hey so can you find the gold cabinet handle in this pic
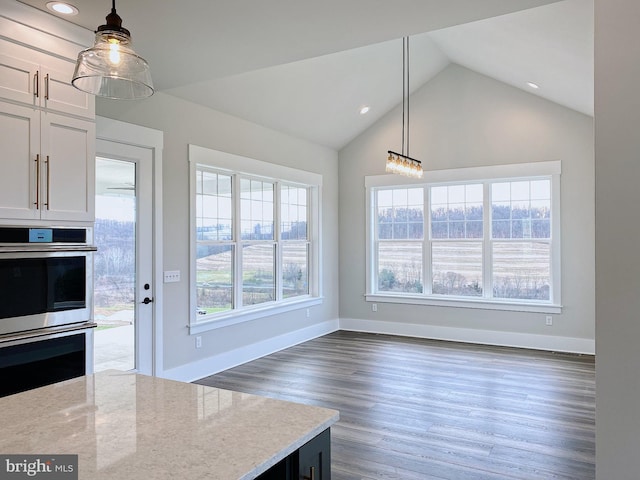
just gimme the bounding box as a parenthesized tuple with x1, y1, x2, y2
(44, 155, 50, 210)
(45, 73, 49, 100)
(34, 70, 39, 98)
(34, 154, 40, 209)
(303, 466, 315, 480)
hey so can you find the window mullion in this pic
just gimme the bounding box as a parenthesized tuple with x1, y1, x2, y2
(275, 182, 282, 302)
(424, 186, 432, 295)
(233, 174, 242, 310)
(483, 182, 492, 300)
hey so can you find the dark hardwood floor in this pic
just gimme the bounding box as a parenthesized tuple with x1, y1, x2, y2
(195, 331, 595, 480)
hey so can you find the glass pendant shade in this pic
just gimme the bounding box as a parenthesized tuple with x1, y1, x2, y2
(72, 4, 153, 100)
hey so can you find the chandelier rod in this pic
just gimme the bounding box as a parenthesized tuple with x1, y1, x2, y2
(405, 37, 410, 157)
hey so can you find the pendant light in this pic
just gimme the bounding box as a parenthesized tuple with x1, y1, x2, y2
(72, 0, 153, 100)
(386, 36, 423, 179)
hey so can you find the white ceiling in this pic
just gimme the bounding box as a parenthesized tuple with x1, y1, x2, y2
(17, 0, 593, 150)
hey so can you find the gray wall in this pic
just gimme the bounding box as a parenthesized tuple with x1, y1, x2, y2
(97, 92, 339, 375)
(338, 64, 595, 349)
(595, 0, 640, 477)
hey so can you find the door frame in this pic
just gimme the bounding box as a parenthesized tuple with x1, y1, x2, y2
(96, 116, 164, 376)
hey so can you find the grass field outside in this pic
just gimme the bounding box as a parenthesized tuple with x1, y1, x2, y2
(377, 240, 550, 300)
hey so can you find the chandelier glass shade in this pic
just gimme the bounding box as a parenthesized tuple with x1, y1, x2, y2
(386, 151, 423, 179)
(72, 0, 153, 100)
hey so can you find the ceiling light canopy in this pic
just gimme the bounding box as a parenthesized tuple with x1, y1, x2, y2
(526, 81, 540, 89)
(386, 37, 423, 179)
(359, 105, 370, 115)
(72, 0, 153, 100)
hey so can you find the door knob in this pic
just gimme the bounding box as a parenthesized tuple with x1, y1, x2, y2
(141, 297, 154, 304)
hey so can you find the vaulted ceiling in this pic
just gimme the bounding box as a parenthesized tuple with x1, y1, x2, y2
(18, 0, 593, 149)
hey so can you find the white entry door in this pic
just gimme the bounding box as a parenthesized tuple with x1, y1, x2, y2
(94, 138, 154, 375)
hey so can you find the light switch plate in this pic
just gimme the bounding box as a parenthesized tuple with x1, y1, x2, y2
(164, 270, 181, 283)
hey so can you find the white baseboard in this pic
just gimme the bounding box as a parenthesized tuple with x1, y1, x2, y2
(161, 319, 340, 382)
(339, 318, 595, 355)
(160, 317, 593, 382)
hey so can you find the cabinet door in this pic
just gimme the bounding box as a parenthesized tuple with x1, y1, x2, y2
(41, 61, 95, 119)
(40, 112, 95, 222)
(298, 429, 331, 480)
(0, 102, 40, 220)
(0, 51, 38, 106)
(0, 38, 94, 119)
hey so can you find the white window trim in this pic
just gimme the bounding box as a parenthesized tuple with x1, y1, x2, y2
(188, 145, 323, 334)
(365, 161, 562, 314)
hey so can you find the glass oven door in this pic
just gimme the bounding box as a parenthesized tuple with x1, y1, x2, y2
(0, 250, 92, 335)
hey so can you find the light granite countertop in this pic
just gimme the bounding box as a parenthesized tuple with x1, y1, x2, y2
(0, 370, 339, 479)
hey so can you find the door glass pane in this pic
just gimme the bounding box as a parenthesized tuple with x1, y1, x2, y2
(94, 157, 136, 372)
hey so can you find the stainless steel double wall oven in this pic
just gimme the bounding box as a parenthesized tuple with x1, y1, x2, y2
(0, 226, 96, 397)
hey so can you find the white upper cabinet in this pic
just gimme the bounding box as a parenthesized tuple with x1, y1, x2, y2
(0, 38, 94, 119)
(40, 112, 95, 222)
(0, 8, 96, 225)
(0, 103, 95, 223)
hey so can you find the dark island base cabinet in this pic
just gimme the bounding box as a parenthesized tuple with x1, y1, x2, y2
(256, 428, 331, 480)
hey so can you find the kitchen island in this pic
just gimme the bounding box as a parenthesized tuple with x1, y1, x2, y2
(0, 370, 339, 479)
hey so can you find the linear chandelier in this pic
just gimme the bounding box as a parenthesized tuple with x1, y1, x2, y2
(72, 0, 154, 100)
(386, 36, 423, 179)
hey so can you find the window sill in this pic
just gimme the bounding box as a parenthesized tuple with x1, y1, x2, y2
(189, 296, 324, 335)
(365, 294, 562, 314)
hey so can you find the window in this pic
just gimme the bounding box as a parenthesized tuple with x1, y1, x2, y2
(240, 178, 275, 306)
(280, 185, 310, 299)
(376, 187, 423, 293)
(189, 145, 321, 332)
(430, 184, 483, 297)
(491, 180, 552, 301)
(366, 161, 561, 313)
(195, 170, 233, 314)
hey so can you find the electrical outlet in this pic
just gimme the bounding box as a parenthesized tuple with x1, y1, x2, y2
(306, 308, 310, 318)
(372, 303, 378, 312)
(164, 270, 181, 283)
(195, 336, 202, 348)
(546, 315, 553, 326)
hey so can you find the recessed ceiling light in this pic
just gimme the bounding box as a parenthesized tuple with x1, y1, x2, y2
(359, 105, 370, 115)
(526, 81, 540, 90)
(46, 2, 79, 15)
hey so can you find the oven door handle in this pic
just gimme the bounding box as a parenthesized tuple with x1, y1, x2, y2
(0, 245, 97, 253)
